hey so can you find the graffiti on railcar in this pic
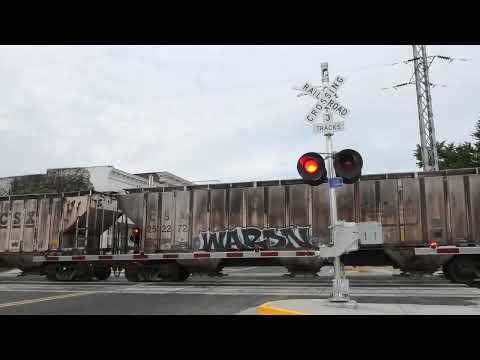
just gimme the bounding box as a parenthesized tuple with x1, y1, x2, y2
(192, 226, 316, 251)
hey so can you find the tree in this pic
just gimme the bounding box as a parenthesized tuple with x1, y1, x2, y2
(414, 120, 480, 170)
(473, 118, 480, 164)
(9, 174, 51, 195)
(45, 168, 94, 193)
(473, 118, 480, 148)
(8, 169, 94, 195)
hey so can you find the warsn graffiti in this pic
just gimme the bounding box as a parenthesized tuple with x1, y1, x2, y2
(192, 226, 316, 251)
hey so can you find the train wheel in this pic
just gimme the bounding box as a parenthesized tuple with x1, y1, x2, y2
(125, 265, 140, 282)
(45, 265, 58, 281)
(442, 262, 453, 281)
(144, 267, 161, 282)
(161, 263, 190, 282)
(56, 265, 77, 281)
(448, 257, 477, 286)
(77, 274, 93, 281)
(94, 267, 112, 281)
(177, 267, 191, 282)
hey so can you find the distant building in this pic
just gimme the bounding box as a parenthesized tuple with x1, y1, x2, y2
(134, 171, 194, 187)
(49, 166, 159, 193)
(0, 166, 193, 195)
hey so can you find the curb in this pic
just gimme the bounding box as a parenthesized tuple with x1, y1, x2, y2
(256, 302, 309, 315)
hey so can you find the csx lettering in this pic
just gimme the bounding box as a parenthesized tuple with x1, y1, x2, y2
(13, 212, 21, 225)
(25, 211, 35, 225)
(0, 213, 8, 226)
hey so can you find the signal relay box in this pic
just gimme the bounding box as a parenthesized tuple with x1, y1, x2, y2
(357, 221, 384, 245)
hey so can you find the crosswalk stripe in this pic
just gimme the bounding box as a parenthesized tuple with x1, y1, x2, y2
(0, 292, 93, 309)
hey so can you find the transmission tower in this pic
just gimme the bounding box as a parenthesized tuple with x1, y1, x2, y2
(384, 46, 468, 171)
(412, 45, 439, 171)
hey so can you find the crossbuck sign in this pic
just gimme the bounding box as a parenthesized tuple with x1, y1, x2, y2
(295, 74, 350, 134)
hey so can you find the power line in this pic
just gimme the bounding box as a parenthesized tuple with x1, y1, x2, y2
(382, 54, 469, 91)
(383, 46, 469, 171)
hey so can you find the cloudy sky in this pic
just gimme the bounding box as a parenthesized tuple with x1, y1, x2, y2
(0, 45, 478, 183)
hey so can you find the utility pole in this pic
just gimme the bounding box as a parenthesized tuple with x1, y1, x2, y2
(412, 45, 439, 171)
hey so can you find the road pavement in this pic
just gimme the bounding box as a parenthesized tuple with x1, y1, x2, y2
(0, 267, 479, 315)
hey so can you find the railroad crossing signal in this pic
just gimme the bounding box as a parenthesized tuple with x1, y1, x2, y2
(297, 152, 328, 186)
(293, 62, 359, 303)
(297, 149, 363, 186)
(333, 149, 363, 184)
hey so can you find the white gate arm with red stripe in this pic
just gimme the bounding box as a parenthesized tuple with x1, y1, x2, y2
(415, 245, 480, 256)
(33, 250, 320, 263)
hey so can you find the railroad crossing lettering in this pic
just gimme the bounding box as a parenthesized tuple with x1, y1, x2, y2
(313, 121, 345, 133)
(294, 71, 350, 136)
(301, 75, 349, 122)
(305, 98, 350, 122)
(305, 99, 349, 121)
(301, 75, 346, 100)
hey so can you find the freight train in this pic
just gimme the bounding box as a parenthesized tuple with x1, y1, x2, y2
(0, 167, 479, 285)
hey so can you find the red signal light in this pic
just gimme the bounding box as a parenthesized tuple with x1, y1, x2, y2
(297, 152, 327, 186)
(304, 159, 319, 174)
(333, 149, 363, 184)
(132, 227, 141, 234)
(299, 155, 319, 174)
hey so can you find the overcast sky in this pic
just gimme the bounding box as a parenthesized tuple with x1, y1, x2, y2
(0, 45, 478, 183)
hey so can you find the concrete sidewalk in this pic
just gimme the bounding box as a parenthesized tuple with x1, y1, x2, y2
(251, 299, 480, 315)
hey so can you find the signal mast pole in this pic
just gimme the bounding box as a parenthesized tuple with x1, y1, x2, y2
(321, 63, 350, 302)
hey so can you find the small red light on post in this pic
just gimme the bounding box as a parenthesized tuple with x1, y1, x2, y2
(430, 241, 438, 249)
(132, 227, 140, 234)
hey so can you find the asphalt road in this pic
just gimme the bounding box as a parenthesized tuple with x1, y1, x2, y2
(0, 266, 479, 315)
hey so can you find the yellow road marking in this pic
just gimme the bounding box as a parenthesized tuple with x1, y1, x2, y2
(257, 302, 309, 315)
(0, 292, 93, 309)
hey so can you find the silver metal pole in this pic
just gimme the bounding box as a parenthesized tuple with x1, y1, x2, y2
(326, 130, 347, 302)
(321, 62, 349, 303)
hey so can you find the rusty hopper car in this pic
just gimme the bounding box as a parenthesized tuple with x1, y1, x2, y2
(0, 191, 119, 279)
(2, 168, 480, 284)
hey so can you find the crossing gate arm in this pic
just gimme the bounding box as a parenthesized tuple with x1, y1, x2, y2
(415, 246, 480, 256)
(32, 250, 321, 264)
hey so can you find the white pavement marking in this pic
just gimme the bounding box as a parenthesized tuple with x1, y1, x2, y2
(0, 292, 94, 309)
(0, 269, 23, 277)
(0, 282, 478, 298)
(222, 267, 259, 273)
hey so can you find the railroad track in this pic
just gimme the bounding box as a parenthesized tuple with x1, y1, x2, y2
(0, 273, 478, 297)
